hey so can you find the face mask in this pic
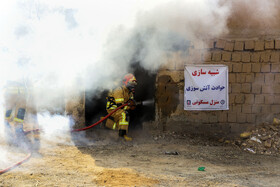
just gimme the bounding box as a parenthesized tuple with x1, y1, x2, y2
(127, 82, 137, 92)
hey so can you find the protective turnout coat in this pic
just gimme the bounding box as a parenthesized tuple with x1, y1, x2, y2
(105, 86, 134, 132)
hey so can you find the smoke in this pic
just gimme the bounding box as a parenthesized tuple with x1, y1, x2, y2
(0, 0, 230, 99)
(0, 0, 232, 167)
(37, 112, 73, 145)
(223, 0, 280, 35)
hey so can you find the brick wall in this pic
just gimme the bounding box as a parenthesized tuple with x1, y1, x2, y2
(157, 38, 280, 137)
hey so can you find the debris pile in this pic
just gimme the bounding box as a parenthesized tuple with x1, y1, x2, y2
(235, 118, 280, 155)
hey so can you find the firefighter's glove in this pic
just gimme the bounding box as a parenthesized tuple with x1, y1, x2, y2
(127, 99, 136, 110)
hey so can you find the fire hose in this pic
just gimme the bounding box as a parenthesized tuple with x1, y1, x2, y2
(0, 103, 129, 175)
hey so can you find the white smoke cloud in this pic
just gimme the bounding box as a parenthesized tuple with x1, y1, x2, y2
(0, 0, 230, 95)
(37, 112, 73, 145)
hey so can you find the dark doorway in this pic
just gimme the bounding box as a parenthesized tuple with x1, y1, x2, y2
(85, 90, 108, 127)
(129, 63, 156, 129)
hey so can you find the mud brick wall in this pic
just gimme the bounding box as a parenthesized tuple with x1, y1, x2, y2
(156, 38, 280, 137)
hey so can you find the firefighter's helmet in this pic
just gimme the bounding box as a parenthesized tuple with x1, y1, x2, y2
(123, 73, 137, 91)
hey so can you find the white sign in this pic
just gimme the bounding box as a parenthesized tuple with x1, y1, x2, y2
(184, 65, 228, 110)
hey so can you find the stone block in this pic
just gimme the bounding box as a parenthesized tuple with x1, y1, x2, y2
(237, 113, 247, 123)
(242, 64, 251, 73)
(228, 63, 233, 72)
(252, 83, 262, 93)
(252, 105, 261, 113)
(271, 105, 280, 113)
(255, 114, 266, 123)
(232, 52, 242, 62)
(235, 94, 245, 103)
(241, 83, 251, 93)
(234, 41, 244, 51)
(260, 52, 271, 63)
(275, 85, 280, 93)
(218, 112, 228, 123)
(265, 39, 274, 49)
(261, 64, 271, 72)
(264, 74, 274, 83)
(212, 51, 222, 61)
(251, 52, 261, 62)
(228, 113, 237, 122)
(262, 85, 273, 94)
(231, 83, 241, 93)
(252, 63, 261, 72)
(271, 64, 280, 73)
(229, 73, 236, 83)
(264, 95, 274, 104)
(224, 41, 234, 51)
(247, 114, 256, 123)
(232, 104, 242, 113)
(202, 51, 212, 62)
(209, 114, 218, 123)
(222, 52, 231, 61)
(275, 74, 280, 82)
(194, 113, 208, 123)
(275, 39, 280, 49)
(261, 105, 271, 113)
(274, 95, 280, 104)
(245, 94, 254, 104)
(241, 52, 251, 62)
(245, 40, 255, 50)
(245, 74, 254, 82)
(255, 73, 264, 83)
(215, 39, 226, 49)
(232, 63, 242, 72)
(242, 105, 252, 113)
(229, 94, 236, 104)
(255, 95, 264, 104)
(254, 40, 265, 51)
(205, 39, 215, 49)
(270, 52, 279, 63)
(236, 73, 246, 83)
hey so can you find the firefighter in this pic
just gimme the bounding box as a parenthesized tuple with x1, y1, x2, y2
(3, 79, 40, 151)
(105, 73, 137, 141)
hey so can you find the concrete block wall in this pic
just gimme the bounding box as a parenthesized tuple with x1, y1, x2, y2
(157, 38, 280, 136)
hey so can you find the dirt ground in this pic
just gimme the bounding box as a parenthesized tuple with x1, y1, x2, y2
(1, 127, 280, 187)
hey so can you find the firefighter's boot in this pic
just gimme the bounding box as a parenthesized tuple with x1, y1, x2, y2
(119, 130, 132, 141)
(123, 135, 132, 141)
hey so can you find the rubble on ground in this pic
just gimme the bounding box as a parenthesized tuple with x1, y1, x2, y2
(234, 118, 280, 156)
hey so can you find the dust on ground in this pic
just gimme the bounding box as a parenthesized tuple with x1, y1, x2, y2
(1, 127, 280, 187)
